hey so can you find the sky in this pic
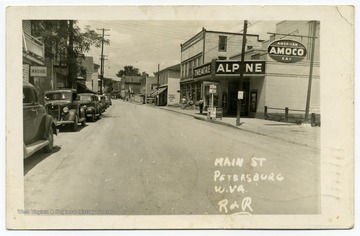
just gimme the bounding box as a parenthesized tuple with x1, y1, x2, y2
(77, 20, 278, 79)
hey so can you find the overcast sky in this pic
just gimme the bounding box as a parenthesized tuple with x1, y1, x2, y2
(77, 20, 278, 78)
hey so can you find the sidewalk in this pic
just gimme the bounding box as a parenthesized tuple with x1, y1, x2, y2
(158, 105, 320, 149)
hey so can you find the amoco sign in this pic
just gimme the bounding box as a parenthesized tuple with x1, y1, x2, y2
(267, 39, 307, 63)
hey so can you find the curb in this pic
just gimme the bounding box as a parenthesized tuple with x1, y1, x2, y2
(160, 107, 261, 133)
(159, 107, 317, 148)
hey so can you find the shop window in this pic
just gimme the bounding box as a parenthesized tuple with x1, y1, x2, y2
(218, 36, 227, 52)
(196, 84, 201, 100)
(189, 61, 193, 77)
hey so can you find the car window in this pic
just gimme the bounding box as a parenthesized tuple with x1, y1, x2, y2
(78, 95, 91, 101)
(23, 87, 33, 105)
(33, 89, 39, 104)
(45, 92, 72, 101)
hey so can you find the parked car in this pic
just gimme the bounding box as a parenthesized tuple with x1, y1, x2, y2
(77, 93, 101, 122)
(44, 89, 86, 131)
(23, 82, 57, 159)
(96, 95, 107, 112)
(104, 95, 112, 107)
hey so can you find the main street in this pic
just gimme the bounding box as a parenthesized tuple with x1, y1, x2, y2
(24, 100, 320, 215)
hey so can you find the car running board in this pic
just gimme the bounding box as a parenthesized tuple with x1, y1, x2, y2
(24, 140, 50, 159)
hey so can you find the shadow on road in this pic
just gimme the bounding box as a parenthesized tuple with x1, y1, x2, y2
(24, 146, 61, 175)
(58, 124, 88, 133)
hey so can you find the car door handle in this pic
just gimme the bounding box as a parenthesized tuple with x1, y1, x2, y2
(31, 108, 38, 115)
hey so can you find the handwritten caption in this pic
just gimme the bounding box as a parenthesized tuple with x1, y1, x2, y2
(213, 156, 285, 214)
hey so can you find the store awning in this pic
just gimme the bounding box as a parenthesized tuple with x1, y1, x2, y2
(77, 82, 96, 94)
(149, 87, 167, 97)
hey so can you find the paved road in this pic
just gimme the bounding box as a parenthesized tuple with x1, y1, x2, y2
(24, 100, 320, 215)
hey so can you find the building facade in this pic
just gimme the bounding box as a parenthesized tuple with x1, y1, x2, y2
(22, 20, 48, 104)
(182, 22, 320, 120)
(23, 20, 70, 104)
(153, 64, 181, 106)
(180, 28, 263, 115)
(230, 21, 320, 119)
(120, 76, 144, 101)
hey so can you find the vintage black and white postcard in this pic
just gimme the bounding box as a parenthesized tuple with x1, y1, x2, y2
(5, 4, 354, 230)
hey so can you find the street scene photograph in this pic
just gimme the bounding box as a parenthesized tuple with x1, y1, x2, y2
(9, 2, 360, 232)
(21, 18, 322, 217)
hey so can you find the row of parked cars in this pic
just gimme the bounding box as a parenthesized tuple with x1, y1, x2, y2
(23, 82, 112, 159)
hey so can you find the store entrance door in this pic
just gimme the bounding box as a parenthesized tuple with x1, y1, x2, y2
(241, 81, 250, 117)
(228, 82, 238, 116)
(227, 81, 250, 116)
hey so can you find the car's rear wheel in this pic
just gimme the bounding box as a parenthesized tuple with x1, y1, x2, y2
(72, 115, 78, 131)
(43, 126, 54, 153)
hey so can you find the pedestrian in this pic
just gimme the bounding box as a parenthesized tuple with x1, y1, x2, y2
(181, 96, 187, 109)
(199, 99, 204, 114)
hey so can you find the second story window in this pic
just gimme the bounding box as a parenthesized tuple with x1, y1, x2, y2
(218, 36, 227, 52)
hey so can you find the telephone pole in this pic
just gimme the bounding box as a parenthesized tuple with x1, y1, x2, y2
(97, 28, 110, 94)
(157, 64, 160, 88)
(236, 20, 248, 126)
(304, 21, 317, 125)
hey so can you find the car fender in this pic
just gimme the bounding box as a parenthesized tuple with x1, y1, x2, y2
(79, 106, 86, 118)
(41, 114, 57, 140)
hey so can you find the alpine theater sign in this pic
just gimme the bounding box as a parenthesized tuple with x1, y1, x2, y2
(193, 60, 266, 79)
(268, 39, 307, 63)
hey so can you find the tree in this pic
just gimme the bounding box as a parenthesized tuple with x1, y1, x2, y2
(116, 65, 141, 77)
(103, 78, 114, 94)
(31, 20, 110, 88)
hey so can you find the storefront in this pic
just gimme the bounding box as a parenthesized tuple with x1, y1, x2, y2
(180, 21, 320, 121)
(191, 59, 266, 117)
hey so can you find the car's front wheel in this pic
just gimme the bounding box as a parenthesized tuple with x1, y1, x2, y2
(91, 112, 96, 122)
(81, 116, 86, 126)
(43, 126, 54, 153)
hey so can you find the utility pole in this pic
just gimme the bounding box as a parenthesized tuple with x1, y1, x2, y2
(67, 20, 76, 89)
(97, 28, 110, 94)
(304, 21, 317, 125)
(236, 20, 248, 126)
(156, 64, 160, 106)
(157, 64, 160, 88)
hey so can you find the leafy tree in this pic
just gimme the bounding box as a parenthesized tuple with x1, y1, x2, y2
(31, 20, 110, 88)
(102, 78, 114, 94)
(116, 65, 141, 77)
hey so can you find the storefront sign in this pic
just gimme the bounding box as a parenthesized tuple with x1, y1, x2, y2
(30, 66, 47, 77)
(267, 39, 307, 63)
(194, 63, 211, 78)
(215, 61, 265, 75)
(209, 85, 217, 94)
